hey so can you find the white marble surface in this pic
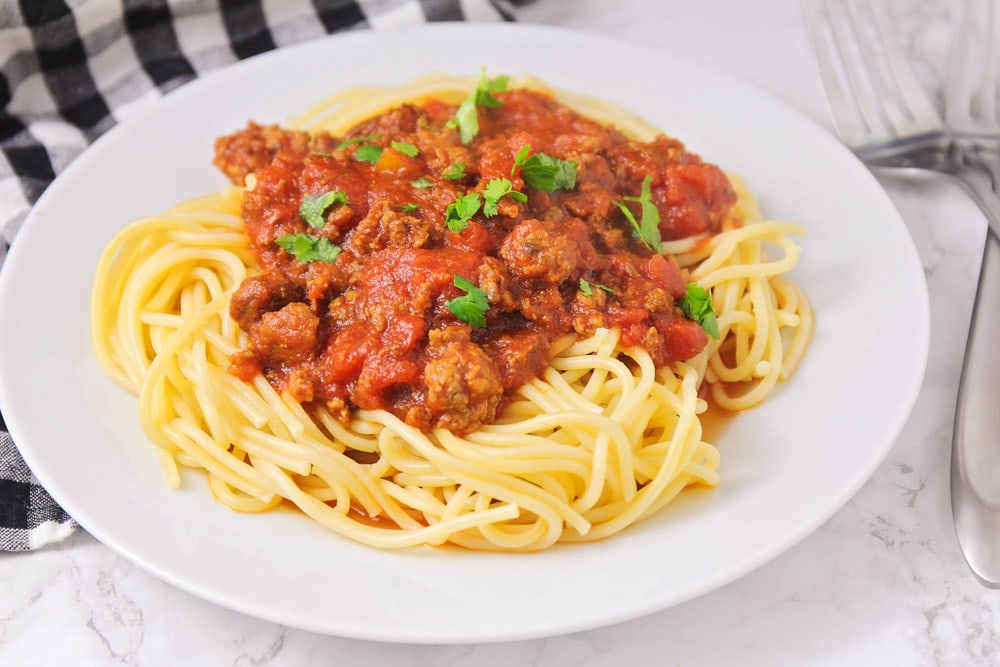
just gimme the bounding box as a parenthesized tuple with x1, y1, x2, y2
(3, 0, 997, 664)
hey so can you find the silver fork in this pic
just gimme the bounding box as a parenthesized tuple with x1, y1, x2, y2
(805, 0, 1000, 587)
(942, 0, 1000, 591)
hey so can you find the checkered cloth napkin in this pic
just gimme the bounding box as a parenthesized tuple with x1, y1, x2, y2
(0, 0, 528, 552)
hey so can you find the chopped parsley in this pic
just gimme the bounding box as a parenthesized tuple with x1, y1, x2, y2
(354, 144, 384, 163)
(579, 278, 615, 298)
(482, 177, 527, 216)
(399, 203, 420, 213)
(333, 133, 385, 163)
(511, 144, 531, 172)
(448, 68, 509, 144)
(275, 233, 342, 264)
(442, 162, 468, 180)
(391, 141, 419, 157)
(512, 145, 577, 192)
(300, 189, 348, 229)
(615, 175, 662, 253)
(411, 176, 432, 188)
(679, 283, 720, 340)
(445, 192, 482, 232)
(335, 133, 382, 150)
(446, 275, 489, 327)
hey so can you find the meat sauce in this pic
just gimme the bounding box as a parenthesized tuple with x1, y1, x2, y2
(215, 88, 736, 434)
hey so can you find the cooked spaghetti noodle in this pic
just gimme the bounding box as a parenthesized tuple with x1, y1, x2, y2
(91, 74, 811, 551)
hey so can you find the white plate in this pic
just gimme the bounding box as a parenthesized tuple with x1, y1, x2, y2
(0, 24, 928, 643)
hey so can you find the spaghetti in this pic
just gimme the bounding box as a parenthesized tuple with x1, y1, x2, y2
(91, 74, 812, 551)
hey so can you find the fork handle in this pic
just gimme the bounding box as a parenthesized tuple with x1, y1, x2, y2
(952, 227, 1000, 588)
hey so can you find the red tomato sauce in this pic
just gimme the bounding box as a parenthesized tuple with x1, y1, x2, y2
(214, 87, 736, 434)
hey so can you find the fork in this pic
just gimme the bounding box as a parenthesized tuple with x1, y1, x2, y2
(942, 0, 1000, 590)
(805, 0, 1000, 224)
(805, 0, 1000, 587)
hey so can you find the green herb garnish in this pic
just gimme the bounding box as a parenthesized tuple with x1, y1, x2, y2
(579, 278, 616, 298)
(335, 133, 382, 150)
(391, 141, 419, 157)
(447, 68, 509, 144)
(482, 177, 527, 216)
(275, 233, 342, 264)
(442, 162, 468, 180)
(446, 275, 489, 327)
(679, 283, 720, 340)
(300, 189, 348, 229)
(614, 175, 662, 253)
(411, 176, 432, 188)
(511, 144, 531, 175)
(399, 203, 420, 213)
(513, 147, 577, 192)
(444, 192, 482, 232)
(354, 144, 384, 163)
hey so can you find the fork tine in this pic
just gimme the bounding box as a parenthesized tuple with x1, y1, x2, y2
(946, 0, 1000, 136)
(945, 0, 984, 131)
(805, 0, 943, 151)
(974, 0, 999, 129)
(841, 0, 912, 133)
(983, 1, 999, 125)
(866, 0, 941, 132)
(948, 0, 1000, 195)
(803, 0, 879, 146)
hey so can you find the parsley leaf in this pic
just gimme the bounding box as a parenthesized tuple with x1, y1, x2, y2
(482, 177, 527, 216)
(579, 278, 615, 298)
(354, 144, 383, 163)
(679, 283, 720, 340)
(411, 176, 432, 188)
(442, 162, 467, 180)
(391, 141, 419, 157)
(335, 133, 385, 163)
(517, 151, 577, 192)
(475, 74, 508, 107)
(615, 175, 662, 253)
(447, 68, 509, 144)
(300, 189, 348, 229)
(399, 203, 420, 213)
(450, 97, 479, 145)
(445, 192, 482, 232)
(511, 144, 531, 174)
(446, 275, 489, 327)
(275, 233, 342, 264)
(335, 133, 382, 150)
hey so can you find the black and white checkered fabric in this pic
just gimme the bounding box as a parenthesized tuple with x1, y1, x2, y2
(0, 423, 75, 551)
(0, 0, 527, 552)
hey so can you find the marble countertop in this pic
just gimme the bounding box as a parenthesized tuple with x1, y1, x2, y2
(4, 0, 996, 664)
